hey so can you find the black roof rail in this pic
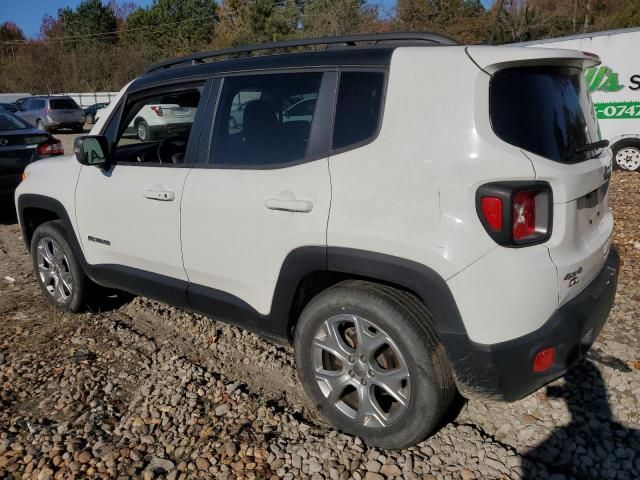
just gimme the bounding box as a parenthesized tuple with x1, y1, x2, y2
(145, 32, 458, 73)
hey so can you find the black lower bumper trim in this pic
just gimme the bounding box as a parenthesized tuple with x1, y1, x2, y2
(446, 246, 620, 402)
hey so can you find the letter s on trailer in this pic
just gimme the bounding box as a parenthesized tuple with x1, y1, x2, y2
(517, 27, 640, 172)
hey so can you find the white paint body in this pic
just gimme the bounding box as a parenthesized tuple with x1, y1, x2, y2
(16, 45, 614, 346)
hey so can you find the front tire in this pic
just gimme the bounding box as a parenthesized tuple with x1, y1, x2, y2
(86, 113, 95, 124)
(612, 139, 640, 171)
(136, 120, 150, 142)
(31, 221, 92, 313)
(294, 280, 455, 449)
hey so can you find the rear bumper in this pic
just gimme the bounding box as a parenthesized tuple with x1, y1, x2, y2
(449, 246, 619, 401)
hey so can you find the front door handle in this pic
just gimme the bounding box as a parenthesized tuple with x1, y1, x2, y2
(265, 198, 313, 213)
(143, 189, 175, 201)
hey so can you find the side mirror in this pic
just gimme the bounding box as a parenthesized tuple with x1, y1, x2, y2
(74, 135, 111, 169)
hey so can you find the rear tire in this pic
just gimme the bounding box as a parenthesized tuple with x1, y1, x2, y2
(31, 221, 93, 313)
(86, 113, 95, 124)
(612, 139, 640, 171)
(294, 280, 455, 449)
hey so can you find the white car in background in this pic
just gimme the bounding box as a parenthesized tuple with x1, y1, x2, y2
(94, 97, 196, 142)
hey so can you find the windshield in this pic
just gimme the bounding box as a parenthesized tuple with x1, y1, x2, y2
(490, 66, 601, 163)
(50, 98, 79, 110)
(0, 111, 29, 130)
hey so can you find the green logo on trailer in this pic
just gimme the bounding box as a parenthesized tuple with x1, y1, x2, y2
(585, 66, 624, 92)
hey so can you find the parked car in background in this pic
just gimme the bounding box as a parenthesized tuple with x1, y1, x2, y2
(16, 96, 85, 133)
(123, 93, 198, 141)
(0, 103, 18, 113)
(83, 102, 109, 125)
(14, 97, 31, 113)
(0, 110, 63, 196)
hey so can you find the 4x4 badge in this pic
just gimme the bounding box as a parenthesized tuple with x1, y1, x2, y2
(564, 266, 583, 287)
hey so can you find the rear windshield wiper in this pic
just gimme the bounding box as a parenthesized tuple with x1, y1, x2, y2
(574, 139, 609, 154)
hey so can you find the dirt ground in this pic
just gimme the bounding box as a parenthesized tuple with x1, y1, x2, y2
(0, 167, 639, 480)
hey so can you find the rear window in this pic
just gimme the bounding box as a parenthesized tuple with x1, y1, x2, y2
(50, 98, 79, 110)
(490, 66, 601, 163)
(0, 112, 29, 130)
(333, 72, 385, 150)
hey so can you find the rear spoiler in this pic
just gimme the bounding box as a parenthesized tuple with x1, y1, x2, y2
(466, 46, 601, 74)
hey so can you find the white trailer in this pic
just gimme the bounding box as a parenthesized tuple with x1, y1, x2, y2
(520, 27, 640, 171)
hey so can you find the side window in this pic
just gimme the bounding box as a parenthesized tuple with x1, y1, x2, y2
(114, 87, 202, 165)
(211, 72, 323, 167)
(333, 72, 385, 150)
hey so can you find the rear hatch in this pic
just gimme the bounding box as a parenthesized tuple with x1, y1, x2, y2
(49, 98, 83, 122)
(468, 46, 613, 306)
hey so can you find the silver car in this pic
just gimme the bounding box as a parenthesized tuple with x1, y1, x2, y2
(16, 96, 85, 133)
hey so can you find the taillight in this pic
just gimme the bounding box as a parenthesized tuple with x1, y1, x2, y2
(476, 182, 552, 247)
(37, 138, 64, 157)
(480, 196, 503, 231)
(150, 106, 163, 116)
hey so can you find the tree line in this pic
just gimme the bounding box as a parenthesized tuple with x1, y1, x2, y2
(1, 0, 639, 93)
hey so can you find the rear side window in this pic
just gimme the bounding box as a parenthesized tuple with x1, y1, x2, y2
(211, 72, 323, 167)
(50, 98, 79, 110)
(490, 66, 601, 163)
(333, 72, 385, 150)
(0, 112, 28, 130)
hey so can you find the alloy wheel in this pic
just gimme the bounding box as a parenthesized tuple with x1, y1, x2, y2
(137, 123, 148, 142)
(311, 314, 410, 428)
(36, 236, 73, 304)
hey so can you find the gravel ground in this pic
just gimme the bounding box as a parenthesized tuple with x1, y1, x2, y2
(0, 171, 639, 480)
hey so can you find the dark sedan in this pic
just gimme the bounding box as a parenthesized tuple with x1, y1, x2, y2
(0, 110, 63, 196)
(83, 102, 109, 124)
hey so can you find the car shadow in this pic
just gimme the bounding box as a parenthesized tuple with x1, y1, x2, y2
(0, 195, 18, 225)
(522, 360, 640, 479)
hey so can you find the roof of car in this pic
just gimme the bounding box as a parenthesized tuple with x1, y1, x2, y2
(130, 32, 459, 92)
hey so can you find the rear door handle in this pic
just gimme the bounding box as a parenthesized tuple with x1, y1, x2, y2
(143, 190, 175, 201)
(265, 198, 313, 213)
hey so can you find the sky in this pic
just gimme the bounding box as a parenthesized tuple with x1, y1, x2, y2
(1, 0, 494, 39)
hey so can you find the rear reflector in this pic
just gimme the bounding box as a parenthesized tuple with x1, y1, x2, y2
(533, 347, 556, 372)
(481, 196, 503, 231)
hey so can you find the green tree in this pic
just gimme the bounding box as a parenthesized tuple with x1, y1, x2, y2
(57, 0, 118, 47)
(123, 0, 217, 55)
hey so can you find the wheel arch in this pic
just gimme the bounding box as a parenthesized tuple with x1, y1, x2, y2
(280, 247, 470, 346)
(17, 194, 79, 253)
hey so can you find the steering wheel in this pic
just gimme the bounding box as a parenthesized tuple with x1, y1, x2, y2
(157, 136, 188, 164)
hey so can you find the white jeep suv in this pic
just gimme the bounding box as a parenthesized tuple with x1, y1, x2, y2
(15, 33, 619, 449)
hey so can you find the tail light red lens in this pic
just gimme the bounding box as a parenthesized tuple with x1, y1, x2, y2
(512, 191, 536, 240)
(481, 196, 503, 231)
(37, 138, 64, 156)
(476, 182, 552, 247)
(533, 347, 556, 372)
(150, 106, 163, 116)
